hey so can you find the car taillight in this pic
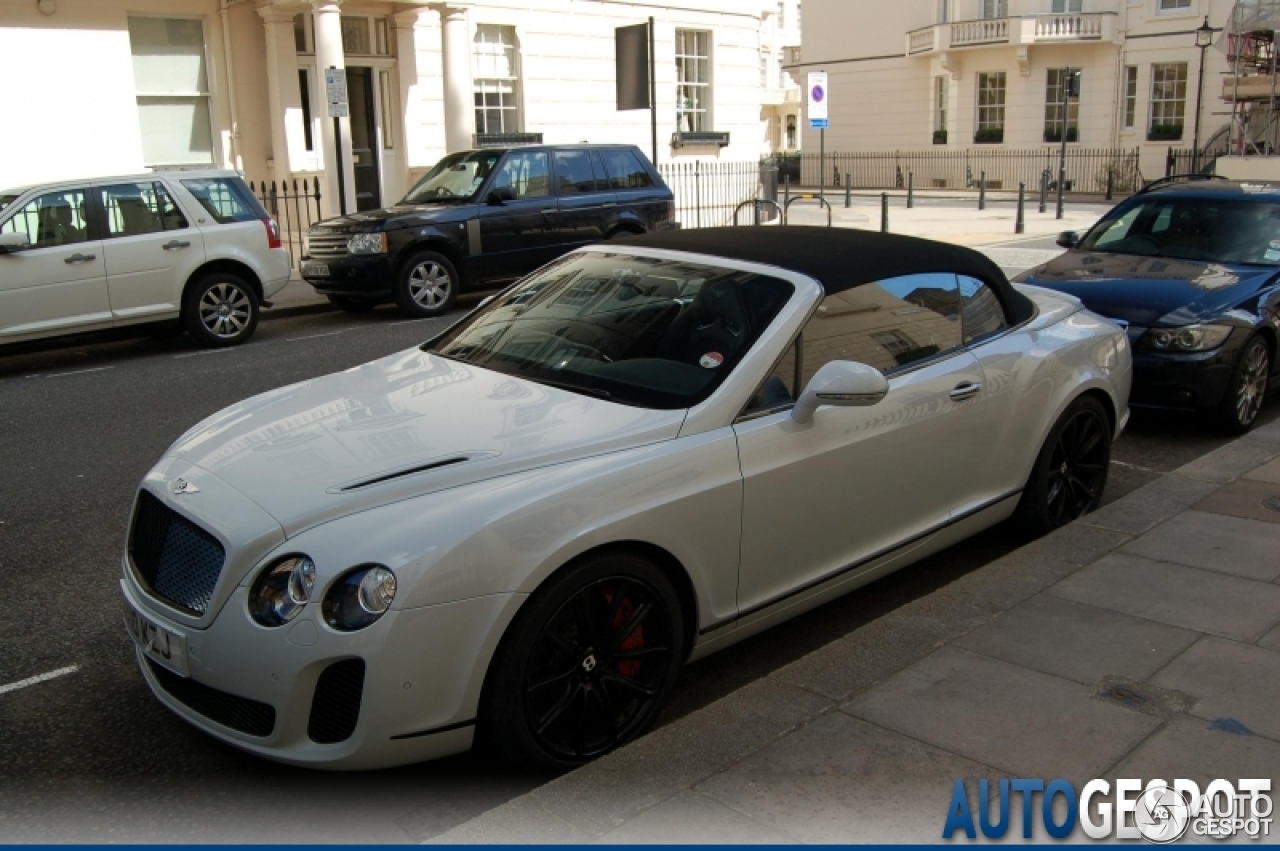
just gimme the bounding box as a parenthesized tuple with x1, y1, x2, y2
(262, 218, 282, 249)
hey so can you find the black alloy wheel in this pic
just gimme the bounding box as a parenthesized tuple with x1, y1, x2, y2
(1017, 396, 1111, 535)
(480, 552, 683, 769)
(1215, 335, 1270, 435)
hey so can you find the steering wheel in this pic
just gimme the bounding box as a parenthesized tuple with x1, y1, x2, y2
(435, 187, 455, 198)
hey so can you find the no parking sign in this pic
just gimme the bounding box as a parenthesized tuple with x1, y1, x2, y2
(808, 70, 828, 129)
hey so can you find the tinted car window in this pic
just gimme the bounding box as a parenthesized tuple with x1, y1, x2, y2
(554, 151, 599, 194)
(180, 177, 263, 224)
(491, 151, 551, 200)
(600, 149, 654, 190)
(1080, 197, 1280, 265)
(959, 275, 1008, 344)
(1, 189, 90, 248)
(99, 182, 188, 237)
(429, 252, 794, 409)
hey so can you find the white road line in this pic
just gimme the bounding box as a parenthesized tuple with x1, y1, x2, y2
(0, 665, 79, 696)
(389, 318, 434, 326)
(174, 348, 238, 359)
(1110, 459, 1159, 473)
(45, 366, 113, 378)
(286, 330, 346, 341)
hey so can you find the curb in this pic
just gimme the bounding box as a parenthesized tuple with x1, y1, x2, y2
(431, 419, 1280, 843)
(260, 300, 338, 322)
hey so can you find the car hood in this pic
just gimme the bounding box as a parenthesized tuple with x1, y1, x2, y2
(165, 350, 686, 536)
(1017, 251, 1278, 327)
(312, 203, 463, 232)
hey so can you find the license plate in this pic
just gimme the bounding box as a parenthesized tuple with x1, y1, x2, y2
(123, 596, 189, 677)
(303, 262, 329, 277)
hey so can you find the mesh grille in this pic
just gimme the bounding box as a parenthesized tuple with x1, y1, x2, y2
(146, 659, 276, 738)
(308, 659, 366, 744)
(130, 490, 225, 615)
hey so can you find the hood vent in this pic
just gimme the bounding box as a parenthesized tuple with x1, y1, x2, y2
(330, 452, 496, 493)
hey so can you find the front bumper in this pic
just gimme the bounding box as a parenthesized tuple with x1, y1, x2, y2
(1128, 330, 1248, 411)
(121, 567, 517, 770)
(300, 253, 395, 299)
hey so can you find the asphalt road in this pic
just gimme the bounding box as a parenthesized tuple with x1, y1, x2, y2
(0, 299, 1273, 842)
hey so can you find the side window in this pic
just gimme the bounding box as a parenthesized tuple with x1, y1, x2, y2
(0, 189, 90, 248)
(554, 151, 599, 194)
(492, 151, 550, 199)
(99, 182, 189, 238)
(180, 177, 262, 224)
(958, 275, 1009, 344)
(601, 149, 654, 190)
(747, 273, 963, 414)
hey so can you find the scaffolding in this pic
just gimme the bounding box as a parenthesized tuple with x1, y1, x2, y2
(1222, 0, 1280, 156)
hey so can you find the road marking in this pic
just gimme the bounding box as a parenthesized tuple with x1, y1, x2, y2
(45, 366, 113, 378)
(0, 665, 79, 696)
(1111, 459, 1159, 473)
(389, 318, 435, 326)
(174, 348, 238, 359)
(286, 330, 346, 341)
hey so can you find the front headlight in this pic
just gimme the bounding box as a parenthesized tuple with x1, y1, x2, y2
(347, 232, 388, 255)
(249, 556, 316, 626)
(322, 565, 396, 632)
(1143, 324, 1233, 352)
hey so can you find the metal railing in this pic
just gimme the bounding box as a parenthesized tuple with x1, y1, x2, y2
(249, 177, 323, 270)
(768, 148, 1144, 196)
(657, 160, 768, 228)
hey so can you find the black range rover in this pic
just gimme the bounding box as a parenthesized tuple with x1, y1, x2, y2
(301, 144, 676, 317)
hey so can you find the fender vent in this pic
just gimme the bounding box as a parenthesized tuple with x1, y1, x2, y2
(330, 452, 494, 492)
(308, 659, 365, 744)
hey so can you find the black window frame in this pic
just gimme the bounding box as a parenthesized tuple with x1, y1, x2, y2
(552, 149, 603, 195)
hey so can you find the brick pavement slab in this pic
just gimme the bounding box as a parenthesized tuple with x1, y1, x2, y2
(1244, 455, 1280, 484)
(1078, 474, 1219, 536)
(1151, 636, 1280, 742)
(1109, 715, 1280, 787)
(1193, 478, 1280, 525)
(1260, 623, 1280, 651)
(1172, 437, 1280, 483)
(1120, 510, 1280, 582)
(598, 790, 797, 844)
(1049, 552, 1280, 642)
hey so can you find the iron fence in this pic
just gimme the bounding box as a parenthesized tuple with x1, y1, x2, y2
(769, 148, 1145, 196)
(1164, 147, 1223, 177)
(249, 177, 323, 270)
(657, 160, 768, 228)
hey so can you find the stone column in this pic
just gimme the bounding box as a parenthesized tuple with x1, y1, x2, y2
(435, 5, 474, 153)
(258, 6, 307, 187)
(312, 0, 356, 215)
(393, 9, 425, 176)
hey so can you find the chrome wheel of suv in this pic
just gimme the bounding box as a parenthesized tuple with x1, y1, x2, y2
(183, 273, 259, 348)
(394, 250, 459, 318)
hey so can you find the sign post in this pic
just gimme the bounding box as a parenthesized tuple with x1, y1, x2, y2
(615, 20, 659, 167)
(325, 66, 350, 215)
(808, 71, 829, 202)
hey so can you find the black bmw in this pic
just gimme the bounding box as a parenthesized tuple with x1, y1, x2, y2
(1016, 177, 1280, 433)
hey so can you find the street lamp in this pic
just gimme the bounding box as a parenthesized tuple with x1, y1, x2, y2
(1192, 16, 1215, 171)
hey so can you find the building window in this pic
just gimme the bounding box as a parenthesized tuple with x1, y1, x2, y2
(379, 70, 396, 150)
(676, 29, 712, 133)
(786, 116, 796, 148)
(474, 24, 521, 135)
(975, 72, 1005, 143)
(760, 52, 770, 88)
(1044, 69, 1081, 143)
(934, 75, 948, 143)
(1149, 62, 1188, 140)
(298, 68, 315, 151)
(1158, 0, 1192, 11)
(1123, 66, 1138, 129)
(1051, 0, 1083, 11)
(293, 14, 313, 54)
(796, 1, 801, 30)
(340, 16, 389, 56)
(937, 0, 950, 23)
(981, 0, 1008, 19)
(777, 0, 785, 28)
(127, 17, 215, 167)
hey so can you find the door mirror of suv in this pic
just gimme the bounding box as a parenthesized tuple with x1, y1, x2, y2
(791, 361, 890, 425)
(1056, 231, 1081, 249)
(0, 231, 31, 254)
(486, 186, 517, 205)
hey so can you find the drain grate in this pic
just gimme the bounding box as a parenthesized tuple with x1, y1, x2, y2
(1099, 684, 1148, 708)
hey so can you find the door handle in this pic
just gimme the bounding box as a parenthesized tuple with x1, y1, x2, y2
(539, 209, 557, 216)
(63, 253, 96, 264)
(162, 240, 191, 250)
(949, 382, 982, 402)
(602, 202, 618, 208)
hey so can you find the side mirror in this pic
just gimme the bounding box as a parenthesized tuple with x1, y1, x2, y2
(791, 361, 889, 425)
(1056, 231, 1081, 250)
(0, 232, 31, 254)
(486, 186, 516, 205)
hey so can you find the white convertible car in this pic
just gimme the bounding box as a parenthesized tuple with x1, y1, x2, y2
(120, 227, 1131, 769)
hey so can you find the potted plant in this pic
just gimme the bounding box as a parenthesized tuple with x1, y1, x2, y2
(933, 129, 948, 145)
(1148, 123, 1184, 142)
(1044, 127, 1078, 143)
(974, 127, 1004, 144)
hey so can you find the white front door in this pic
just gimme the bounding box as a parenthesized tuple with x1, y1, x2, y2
(96, 181, 206, 324)
(0, 187, 111, 341)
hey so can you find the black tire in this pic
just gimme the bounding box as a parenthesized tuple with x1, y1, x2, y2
(326, 294, 378, 313)
(1214, 334, 1270, 435)
(605, 227, 643, 240)
(182, 272, 259, 347)
(1016, 395, 1111, 536)
(479, 551, 684, 770)
(393, 250, 459, 318)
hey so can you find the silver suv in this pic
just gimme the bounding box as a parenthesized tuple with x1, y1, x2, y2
(0, 170, 290, 348)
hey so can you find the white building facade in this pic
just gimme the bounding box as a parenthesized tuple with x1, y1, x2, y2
(0, 0, 786, 216)
(793, 0, 1236, 179)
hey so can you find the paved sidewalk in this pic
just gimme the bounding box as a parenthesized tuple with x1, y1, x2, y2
(261, 272, 331, 321)
(435, 423, 1280, 843)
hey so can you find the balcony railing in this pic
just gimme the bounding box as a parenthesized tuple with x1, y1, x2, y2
(952, 18, 1010, 47)
(907, 12, 1114, 55)
(1033, 13, 1104, 40)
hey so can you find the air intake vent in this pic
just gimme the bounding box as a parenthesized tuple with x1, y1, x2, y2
(330, 452, 495, 493)
(129, 490, 226, 615)
(147, 659, 276, 737)
(308, 659, 366, 744)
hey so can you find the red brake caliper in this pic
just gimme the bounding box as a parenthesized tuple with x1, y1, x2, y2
(607, 591, 645, 679)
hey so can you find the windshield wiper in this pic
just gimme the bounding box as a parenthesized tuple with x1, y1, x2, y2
(524, 376, 613, 400)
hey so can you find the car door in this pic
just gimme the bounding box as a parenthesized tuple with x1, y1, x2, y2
(599, 147, 667, 230)
(732, 273, 989, 614)
(0, 187, 110, 341)
(478, 149, 561, 283)
(95, 180, 206, 325)
(553, 149, 614, 247)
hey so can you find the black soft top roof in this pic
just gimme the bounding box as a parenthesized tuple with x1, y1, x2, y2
(616, 226, 1035, 324)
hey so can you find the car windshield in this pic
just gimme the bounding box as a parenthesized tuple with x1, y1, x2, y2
(427, 252, 796, 409)
(1080, 197, 1280, 266)
(402, 151, 502, 203)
